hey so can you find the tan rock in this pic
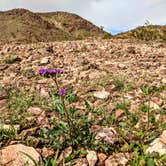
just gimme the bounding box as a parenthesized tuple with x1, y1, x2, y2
(93, 90, 110, 100)
(57, 146, 72, 164)
(0, 87, 7, 100)
(0, 99, 7, 111)
(74, 158, 88, 166)
(159, 130, 166, 145)
(40, 57, 50, 65)
(151, 97, 163, 106)
(41, 147, 55, 158)
(115, 109, 125, 120)
(146, 131, 166, 156)
(162, 78, 166, 84)
(40, 88, 49, 98)
(118, 63, 127, 69)
(149, 101, 160, 110)
(98, 153, 107, 166)
(95, 127, 118, 145)
(27, 107, 43, 116)
(105, 153, 130, 166)
(86, 150, 98, 166)
(0, 144, 41, 166)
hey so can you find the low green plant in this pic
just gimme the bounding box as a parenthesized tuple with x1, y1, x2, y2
(112, 76, 125, 91)
(37, 69, 95, 151)
(3, 55, 20, 64)
(0, 126, 17, 147)
(140, 85, 160, 128)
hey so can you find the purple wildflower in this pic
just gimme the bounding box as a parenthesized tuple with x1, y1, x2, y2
(38, 68, 62, 75)
(38, 68, 47, 74)
(58, 88, 67, 96)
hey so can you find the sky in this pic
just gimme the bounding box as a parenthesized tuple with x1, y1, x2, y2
(0, 0, 166, 34)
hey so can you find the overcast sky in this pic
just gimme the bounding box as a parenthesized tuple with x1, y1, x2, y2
(0, 0, 166, 34)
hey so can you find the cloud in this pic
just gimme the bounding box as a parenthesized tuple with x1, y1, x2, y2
(0, 0, 165, 33)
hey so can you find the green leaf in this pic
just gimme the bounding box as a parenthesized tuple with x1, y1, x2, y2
(140, 105, 149, 112)
(60, 121, 68, 131)
(79, 150, 88, 155)
(20, 151, 39, 166)
(119, 122, 126, 128)
(69, 107, 76, 115)
(149, 86, 160, 94)
(49, 126, 64, 135)
(84, 100, 93, 112)
(41, 128, 49, 134)
(147, 158, 155, 166)
(55, 102, 65, 115)
(149, 115, 155, 124)
(161, 123, 166, 129)
(66, 92, 77, 104)
(141, 85, 149, 95)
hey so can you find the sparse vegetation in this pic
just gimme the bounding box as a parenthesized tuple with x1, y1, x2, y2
(1, 67, 166, 165)
(0, 26, 166, 165)
(116, 25, 166, 42)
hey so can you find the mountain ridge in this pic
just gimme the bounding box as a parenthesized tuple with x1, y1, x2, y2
(115, 25, 166, 42)
(0, 8, 110, 43)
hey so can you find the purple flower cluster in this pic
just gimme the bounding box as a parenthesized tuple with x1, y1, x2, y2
(38, 68, 62, 75)
(58, 88, 67, 96)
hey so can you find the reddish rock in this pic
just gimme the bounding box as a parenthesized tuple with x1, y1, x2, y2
(0, 144, 41, 166)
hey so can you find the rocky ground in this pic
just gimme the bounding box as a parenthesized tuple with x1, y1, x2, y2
(0, 38, 166, 165)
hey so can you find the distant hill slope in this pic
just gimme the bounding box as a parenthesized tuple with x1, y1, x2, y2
(38, 11, 110, 39)
(0, 9, 111, 43)
(116, 25, 166, 42)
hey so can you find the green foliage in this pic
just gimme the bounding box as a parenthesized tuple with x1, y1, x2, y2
(112, 76, 125, 91)
(130, 25, 166, 42)
(140, 85, 159, 128)
(1, 67, 166, 165)
(0, 126, 17, 147)
(140, 105, 149, 112)
(3, 55, 20, 64)
(141, 85, 150, 95)
(114, 99, 130, 111)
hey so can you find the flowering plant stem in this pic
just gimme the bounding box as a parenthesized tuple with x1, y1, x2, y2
(53, 75, 74, 145)
(53, 76, 59, 90)
(61, 96, 74, 145)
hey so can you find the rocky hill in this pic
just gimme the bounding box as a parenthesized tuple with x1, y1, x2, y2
(0, 8, 166, 166)
(116, 25, 166, 42)
(0, 8, 110, 43)
(0, 38, 166, 165)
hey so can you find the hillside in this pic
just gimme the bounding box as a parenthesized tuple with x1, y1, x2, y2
(38, 11, 110, 39)
(116, 25, 166, 42)
(0, 9, 110, 43)
(0, 38, 166, 165)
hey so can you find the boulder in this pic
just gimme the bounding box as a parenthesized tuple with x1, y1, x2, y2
(146, 130, 166, 156)
(0, 144, 41, 166)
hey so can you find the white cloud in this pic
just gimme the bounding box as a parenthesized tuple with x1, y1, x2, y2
(0, 0, 165, 33)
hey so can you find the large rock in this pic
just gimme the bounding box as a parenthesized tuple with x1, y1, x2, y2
(105, 153, 130, 166)
(40, 57, 50, 65)
(146, 130, 166, 156)
(93, 90, 110, 100)
(86, 150, 98, 166)
(0, 144, 41, 166)
(93, 126, 118, 145)
(27, 107, 43, 116)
